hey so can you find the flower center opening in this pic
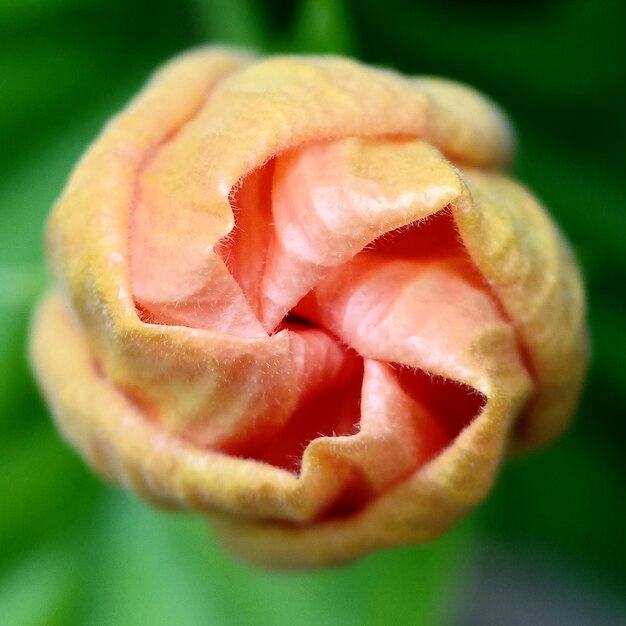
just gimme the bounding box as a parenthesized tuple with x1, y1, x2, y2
(130, 137, 516, 521)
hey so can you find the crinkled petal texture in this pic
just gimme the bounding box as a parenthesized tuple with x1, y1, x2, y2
(30, 49, 587, 568)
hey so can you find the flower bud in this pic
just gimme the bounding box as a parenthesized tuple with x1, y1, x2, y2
(30, 48, 588, 568)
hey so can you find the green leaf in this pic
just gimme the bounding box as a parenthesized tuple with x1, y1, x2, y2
(0, 426, 97, 561)
(194, 0, 268, 49)
(0, 543, 81, 626)
(287, 0, 356, 55)
(78, 491, 474, 626)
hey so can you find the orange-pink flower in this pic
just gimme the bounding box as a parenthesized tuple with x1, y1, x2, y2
(30, 48, 588, 568)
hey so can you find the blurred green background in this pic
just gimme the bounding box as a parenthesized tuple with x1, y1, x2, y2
(1, 1, 625, 624)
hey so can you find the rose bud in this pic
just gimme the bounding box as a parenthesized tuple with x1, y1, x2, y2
(30, 48, 588, 568)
